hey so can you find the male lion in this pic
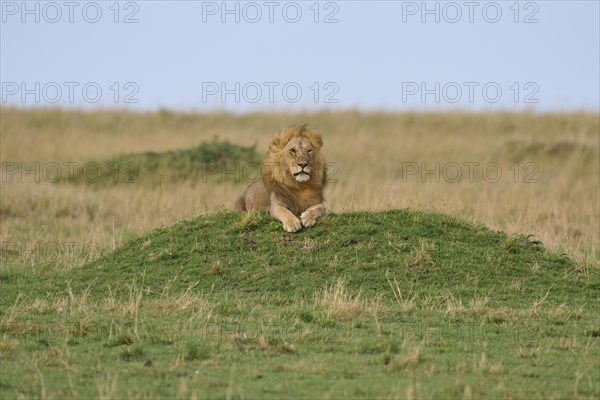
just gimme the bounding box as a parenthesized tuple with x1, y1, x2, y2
(235, 125, 327, 232)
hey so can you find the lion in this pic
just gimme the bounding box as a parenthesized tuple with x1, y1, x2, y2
(235, 124, 327, 232)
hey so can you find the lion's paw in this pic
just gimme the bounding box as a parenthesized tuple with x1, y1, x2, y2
(301, 210, 318, 228)
(283, 217, 303, 233)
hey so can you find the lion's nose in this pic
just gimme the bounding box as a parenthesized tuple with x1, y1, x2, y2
(297, 162, 309, 169)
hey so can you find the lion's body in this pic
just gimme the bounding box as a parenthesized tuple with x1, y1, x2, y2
(235, 179, 270, 211)
(235, 178, 324, 215)
(235, 125, 327, 232)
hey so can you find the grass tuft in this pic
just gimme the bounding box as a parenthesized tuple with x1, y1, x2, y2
(235, 211, 263, 231)
(315, 278, 383, 321)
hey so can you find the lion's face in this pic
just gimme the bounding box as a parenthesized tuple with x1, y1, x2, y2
(263, 125, 325, 188)
(284, 137, 317, 182)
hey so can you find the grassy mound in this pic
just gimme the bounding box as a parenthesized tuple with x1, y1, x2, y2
(500, 138, 599, 164)
(1, 210, 598, 399)
(66, 139, 262, 186)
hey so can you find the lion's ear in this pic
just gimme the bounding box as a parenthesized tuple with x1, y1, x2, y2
(308, 132, 323, 150)
(269, 135, 283, 152)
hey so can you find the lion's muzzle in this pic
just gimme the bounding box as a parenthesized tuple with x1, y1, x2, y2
(294, 162, 312, 182)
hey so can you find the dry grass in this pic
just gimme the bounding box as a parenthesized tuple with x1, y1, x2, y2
(235, 211, 263, 231)
(315, 278, 383, 320)
(408, 239, 436, 269)
(386, 274, 417, 314)
(386, 344, 422, 371)
(1, 108, 598, 271)
(1, 278, 214, 339)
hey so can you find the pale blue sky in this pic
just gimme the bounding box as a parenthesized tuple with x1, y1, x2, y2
(1, 1, 599, 112)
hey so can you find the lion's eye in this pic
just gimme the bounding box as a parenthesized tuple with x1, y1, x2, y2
(307, 150, 314, 156)
(289, 148, 296, 155)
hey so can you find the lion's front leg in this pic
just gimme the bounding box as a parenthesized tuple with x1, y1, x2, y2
(300, 203, 325, 228)
(270, 193, 302, 233)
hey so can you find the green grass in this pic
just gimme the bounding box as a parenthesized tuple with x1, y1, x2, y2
(1, 210, 598, 399)
(65, 139, 262, 186)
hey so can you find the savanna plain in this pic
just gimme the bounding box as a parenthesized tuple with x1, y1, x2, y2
(0, 108, 598, 399)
